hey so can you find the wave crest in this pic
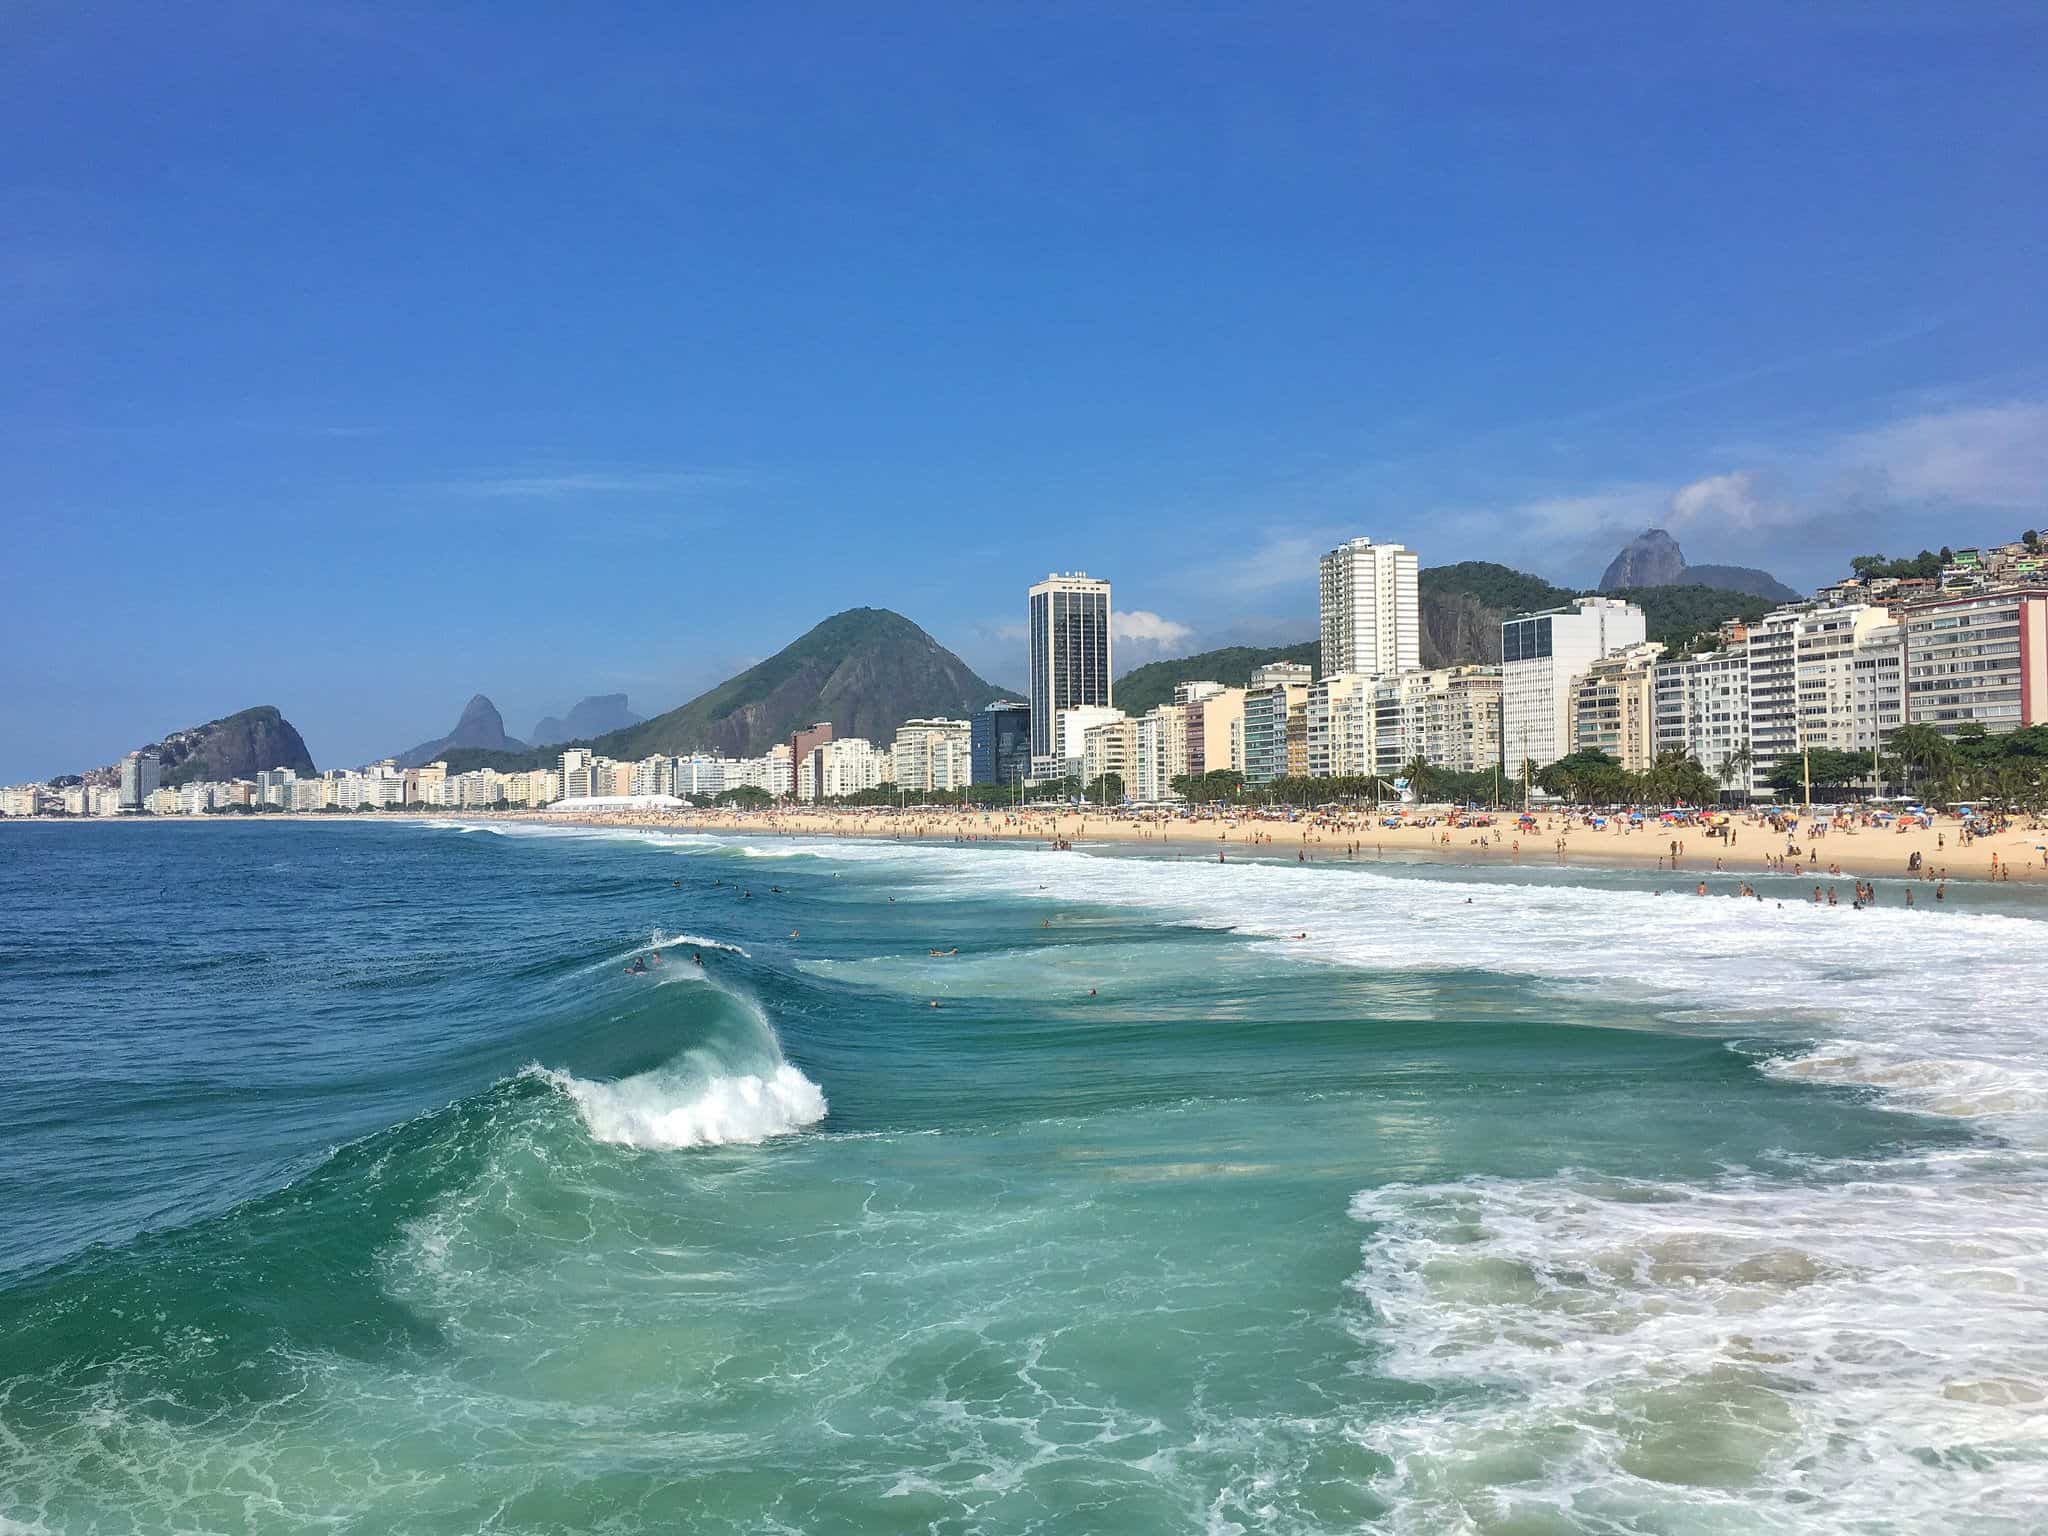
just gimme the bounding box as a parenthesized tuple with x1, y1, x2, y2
(529, 1061, 826, 1149)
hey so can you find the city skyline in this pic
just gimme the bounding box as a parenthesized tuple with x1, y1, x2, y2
(7, 5, 2048, 781)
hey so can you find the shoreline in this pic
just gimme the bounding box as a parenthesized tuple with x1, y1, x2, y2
(500, 803, 2048, 886)
(16, 803, 2046, 886)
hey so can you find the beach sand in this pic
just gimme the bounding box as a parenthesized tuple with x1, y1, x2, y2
(491, 803, 2048, 886)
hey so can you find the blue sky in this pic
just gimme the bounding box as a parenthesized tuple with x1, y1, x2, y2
(5, 2, 2045, 780)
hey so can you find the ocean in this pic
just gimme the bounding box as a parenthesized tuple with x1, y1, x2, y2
(1, 818, 2044, 1534)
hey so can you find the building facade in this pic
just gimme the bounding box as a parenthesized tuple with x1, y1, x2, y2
(119, 751, 161, 812)
(1184, 686, 1245, 778)
(1372, 665, 1504, 777)
(1243, 663, 1312, 785)
(1500, 597, 1647, 772)
(1319, 536, 1420, 678)
(1567, 642, 1665, 772)
(1133, 705, 1187, 803)
(1306, 673, 1376, 778)
(1027, 573, 1112, 768)
(969, 700, 1032, 788)
(1652, 645, 1752, 795)
(891, 719, 973, 795)
(1903, 588, 2048, 736)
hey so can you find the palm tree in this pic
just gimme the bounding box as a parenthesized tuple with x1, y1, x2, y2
(1402, 754, 1432, 804)
(1883, 724, 1950, 799)
(1720, 744, 1753, 804)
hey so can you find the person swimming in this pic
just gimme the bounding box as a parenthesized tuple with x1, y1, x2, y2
(692, 951, 703, 966)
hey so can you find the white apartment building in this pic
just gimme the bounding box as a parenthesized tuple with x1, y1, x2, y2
(1743, 610, 1802, 794)
(722, 744, 793, 798)
(1904, 588, 2048, 736)
(1081, 715, 1137, 790)
(1500, 597, 1647, 772)
(1319, 536, 1420, 678)
(1134, 705, 1188, 802)
(1372, 665, 1504, 777)
(673, 754, 727, 797)
(891, 719, 973, 794)
(1848, 623, 1906, 758)
(558, 748, 598, 800)
(810, 737, 892, 799)
(629, 756, 674, 797)
(1652, 644, 1751, 794)
(1055, 704, 1125, 778)
(1795, 605, 1892, 752)
(1306, 673, 1376, 778)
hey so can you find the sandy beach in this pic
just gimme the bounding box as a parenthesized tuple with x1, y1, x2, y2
(480, 802, 2048, 887)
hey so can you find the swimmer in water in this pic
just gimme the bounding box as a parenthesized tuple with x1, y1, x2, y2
(693, 952, 703, 966)
(650, 951, 662, 965)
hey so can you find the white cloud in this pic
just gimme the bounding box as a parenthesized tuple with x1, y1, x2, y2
(1834, 401, 2048, 508)
(1665, 471, 1767, 530)
(1111, 610, 1193, 646)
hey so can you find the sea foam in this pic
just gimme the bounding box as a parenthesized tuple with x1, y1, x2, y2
(533, 1060, 826, 1149)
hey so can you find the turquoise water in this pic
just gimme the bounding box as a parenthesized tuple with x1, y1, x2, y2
(2, 820, 2044, 1533)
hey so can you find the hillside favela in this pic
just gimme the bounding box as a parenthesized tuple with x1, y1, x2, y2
(6, 7, 2048, 1536)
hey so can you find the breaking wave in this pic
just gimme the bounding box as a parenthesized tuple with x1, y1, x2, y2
(529, 1060, 825, 1149)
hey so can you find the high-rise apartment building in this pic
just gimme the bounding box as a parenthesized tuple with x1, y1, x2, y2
(1319, 537, 1419, 679)
(1027, 573, 1112, 768)
(1134, 705, 1188, 802)
(1372, 665, 1504, 778)
(1903, 588, 2048, 735)
(1305, 673, 1376, 778)
(1652, 645, 1751, 795)
(891, 719, 973, 794)
(1567, 642, 1665, 772)
(1243, 663, 1312, 784)
(1500, 597, 1647, 772)
(119, 751, 161, 811)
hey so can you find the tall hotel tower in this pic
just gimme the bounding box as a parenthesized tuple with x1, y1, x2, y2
(1318, 536, 1420, 678)
(1027, 572, 1112, 766)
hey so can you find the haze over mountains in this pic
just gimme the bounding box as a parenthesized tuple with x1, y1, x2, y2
(530, 695, 643, 747)
(439, 609, 1017, 773)
(394, 695, 525, 770)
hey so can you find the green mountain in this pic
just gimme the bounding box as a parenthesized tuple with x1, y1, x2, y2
(445, 609, 1015, 771)
(1113, 642, 1320, 718)
(146, 706, 317, 785)
(1110, 563, 1771, 710)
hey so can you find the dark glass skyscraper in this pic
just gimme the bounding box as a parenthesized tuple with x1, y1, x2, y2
(1027, 573, 1112, 764)
(971, 700, 1032, 786)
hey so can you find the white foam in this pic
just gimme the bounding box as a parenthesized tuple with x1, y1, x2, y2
(1346, 1167, 2048, 1532)
(533, 1061, 826, 1149)
(750, 839, 2048, 1112)
(646, 931, 748, 958)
